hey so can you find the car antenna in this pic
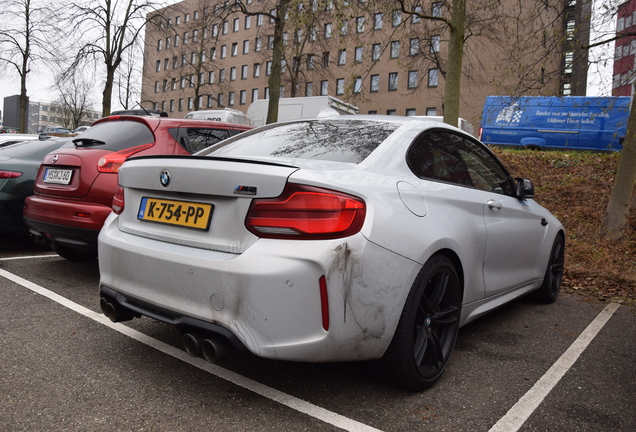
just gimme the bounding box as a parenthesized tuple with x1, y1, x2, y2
(135, 102, 151, 116)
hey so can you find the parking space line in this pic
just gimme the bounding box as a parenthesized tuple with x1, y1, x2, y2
(489, 302, 620, 432)
(0, 254, 59, 261)
(0, 268, 382, 432)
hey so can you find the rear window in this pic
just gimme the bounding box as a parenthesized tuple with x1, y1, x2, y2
(203, 120, 399, 163)
(170, 127, 232, 153)
(0, 139, 69, 158)
(65, 121, 154, 151)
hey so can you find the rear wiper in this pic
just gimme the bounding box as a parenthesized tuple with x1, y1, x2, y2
(73, 138, 106, 147)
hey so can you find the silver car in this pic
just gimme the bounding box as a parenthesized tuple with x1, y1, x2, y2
(98, 115, 564, 390)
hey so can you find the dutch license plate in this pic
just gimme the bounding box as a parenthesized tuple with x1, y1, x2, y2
(43, 168, 73, 184)
(137, 197, 213, 230)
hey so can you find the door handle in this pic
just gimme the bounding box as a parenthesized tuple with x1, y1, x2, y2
(487, 199, 502, 211)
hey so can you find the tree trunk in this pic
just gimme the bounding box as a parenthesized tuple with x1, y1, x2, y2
(442, 0, 466, 128)
(266, 0, 290, 124)
(602, 94, 636, 240)
(102, 66, 114, 117)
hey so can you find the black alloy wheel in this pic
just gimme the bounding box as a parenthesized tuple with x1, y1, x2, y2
(535, 234, 565, 304)
(378, 254, 462, 391)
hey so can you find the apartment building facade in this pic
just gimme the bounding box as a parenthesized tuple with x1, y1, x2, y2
(613, 0, 636, 96)
(141, 0, 590, 126)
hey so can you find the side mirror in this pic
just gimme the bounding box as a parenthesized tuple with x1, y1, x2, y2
(516, 177, 535, 199)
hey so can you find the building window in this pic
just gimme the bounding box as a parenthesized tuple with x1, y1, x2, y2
(228, 92, 235, 106)
(174, 34, 179, 47)
(356, 16, 364, 33)
(166, 37, 171, 48)
(242, 65, 248, 79)
(221, 45, 227, 58)
(240, 90, 246, 105)
(564, 52, 574, 74)
(222, 21, 228, 34)
(306, 82, 313, 96)
(266, 61, 272, 75)
(354, 46, 363, 63)
(428, 69, 439, 87)
(183, 32, 188, 44)
(212, 24, 218, 37)
(189, 74, 195, 87)
(164, 58, 169, 70)
(194, 10, 199, 20)
(336, 78, 345, 95)
(324, 23, 332, 38)
(374, 13, 383, 30)
(432, 2, 442, 17)
(338, 49, 346, 65)
(217, 93, 224, 107)
(431, 36, 440, 53)
(354, 77, 362, 93)
(219, 69, 225, 83)
(254, 63, 261, 77)
(188, 97, 193, 110)
(170, 100, 175, 112)
(310, 26, 317, 41)
(211, 47, 216, 60)
(566, 19, 575, 41)
(283, 32, 288, 46)
(392, 10, 402, 26)
(408, 71, 418, 89)
(233, 18, 240, 32)
(199, 73, 204, 85)
(406, 109, 416, 116)
(176, 16, 181, 25)
(387, 110, 396, 115)
(245, 16, 251, 29)
(340, 21, 348, 36)
(322, 51, 330, 67)
(268, 35, 274, 49)
(207, 95, 214, 108)
(185, 13, 190, 23)
(171, 78, 176, 90)
(390, 41, 400, 58)
(307, 54, 315, 70)
(230, 67, 236, 81)
(209, 70, 215, 83)
(191, 51, 197, 64)
(157, 39, 162, 51)
(155, 60, 161, 72)
(372, 43, 381, 61)
(232, 43, 238, 56)
(161, 101, 166, 111)
(388, 72, 398, 91)
(320, 80, 329, 95)
(264, 87, 269, 99)
(410, 38, 419, 55)
(193, 30, 198, 42)
(370, 74, 379, 92)
(162, 79, 168, 91)
(252, 88, 258, 102)
(297, 28, 304, 42)
(412, 6, 422, 23)
(426, 107, 437, 116)
(154, 81, 159, 93)
(201, 50, 206, 63)
(257, 14, 263, 26)
(562, 82, 572, 95)
(178, 98, 184, 111)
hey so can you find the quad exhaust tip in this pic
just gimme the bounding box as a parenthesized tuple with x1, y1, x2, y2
(182, 333, 233, 363)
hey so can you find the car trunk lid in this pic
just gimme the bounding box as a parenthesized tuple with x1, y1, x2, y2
(116, 156, 299, 253)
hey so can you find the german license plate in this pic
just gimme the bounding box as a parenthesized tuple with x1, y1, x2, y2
(43, 168, 73, 184)
(137, 197, 213, 230)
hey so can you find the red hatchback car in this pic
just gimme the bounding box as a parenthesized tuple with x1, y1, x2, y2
(23, 115, 252, 260)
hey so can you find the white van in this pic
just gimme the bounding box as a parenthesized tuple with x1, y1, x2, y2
(185, 108, 250, 125)
(247, 96, 359, 127)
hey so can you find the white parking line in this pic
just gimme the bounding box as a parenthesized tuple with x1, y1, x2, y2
(0, 254, 59, 261)
(0, 268, 382, 432)
(489, 302, 620, 432)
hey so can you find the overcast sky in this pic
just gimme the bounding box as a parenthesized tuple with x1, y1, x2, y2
(0, 0, 619, 121)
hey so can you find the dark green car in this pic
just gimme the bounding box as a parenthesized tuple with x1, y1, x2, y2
(0, 137, 69, 234)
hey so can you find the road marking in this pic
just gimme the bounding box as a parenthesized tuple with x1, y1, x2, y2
(489, 302, 620, 432)
(0, 268, 382, 432)
(0, 254, 59, 261)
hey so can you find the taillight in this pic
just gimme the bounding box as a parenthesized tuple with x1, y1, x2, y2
(0, 171, 22, 179)
(112, 185, 125, 214)
(245, 183, 366, 239)
(97, 143, 155, 173)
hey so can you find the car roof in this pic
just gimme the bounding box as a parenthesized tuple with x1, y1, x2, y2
(93, 115, 253, 131)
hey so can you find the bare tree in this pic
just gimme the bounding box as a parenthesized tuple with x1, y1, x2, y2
(62, 0, 159, 117)
(54, 71, 96, 129)
(0, 0, 53, 132)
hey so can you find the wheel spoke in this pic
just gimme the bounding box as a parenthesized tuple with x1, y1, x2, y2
(413, 324, 428, 366)
(427, 272, 449, 311)
(432, 305, 459, 325)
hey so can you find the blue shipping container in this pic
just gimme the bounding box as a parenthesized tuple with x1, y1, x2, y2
(480, 96, 631, 151)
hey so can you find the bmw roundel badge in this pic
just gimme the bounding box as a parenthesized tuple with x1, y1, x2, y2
(160, 169, 170, 187)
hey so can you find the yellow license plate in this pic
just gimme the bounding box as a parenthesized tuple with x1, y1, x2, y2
(137, 197, 213, 230)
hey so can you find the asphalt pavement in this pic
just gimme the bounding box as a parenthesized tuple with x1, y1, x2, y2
(0, 234, 634, 431)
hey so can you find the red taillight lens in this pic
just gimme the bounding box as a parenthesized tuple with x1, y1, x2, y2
(245, 183, 366, 239)
(112, 185, 125, 214)
(0, 171, 23, 179)
(97, 143, 155, 173)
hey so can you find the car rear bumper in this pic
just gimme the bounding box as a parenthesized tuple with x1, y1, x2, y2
(23, 195, 112, 249)
(98, 213, 419, 362)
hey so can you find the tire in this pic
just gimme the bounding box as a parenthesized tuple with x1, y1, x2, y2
(535, 234, 565, 304)
(377, 254, 462, 391)
(51, 242, 97, 262)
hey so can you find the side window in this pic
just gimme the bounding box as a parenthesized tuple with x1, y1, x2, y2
(187, 128, 231, 153)
(455, 137, 515, 195)
(406, 130, 472, 186)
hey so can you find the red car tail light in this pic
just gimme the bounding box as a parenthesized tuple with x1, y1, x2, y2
(97, 143, 155, 173)
(112, 185, 125, 214)
(0, 171, 23, 179)
(245, 183, 366, 239)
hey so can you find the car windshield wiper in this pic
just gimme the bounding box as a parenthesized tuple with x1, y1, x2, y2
(73, 138, 106, 147)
